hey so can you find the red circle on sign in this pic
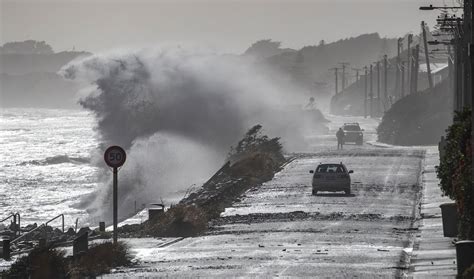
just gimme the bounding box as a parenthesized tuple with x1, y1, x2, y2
(104, 146, 126, 168)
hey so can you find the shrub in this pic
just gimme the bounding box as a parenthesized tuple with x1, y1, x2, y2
(436, 107, 473, 239)
(68, 241, 132, 277)
(2, 247, 67, 279)
(3, 242, 132, 278)
(228, 124, 283, 161)
(147, 204, 208, 237)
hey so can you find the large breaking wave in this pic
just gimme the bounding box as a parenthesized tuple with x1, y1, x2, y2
(60, 47, 321, 223)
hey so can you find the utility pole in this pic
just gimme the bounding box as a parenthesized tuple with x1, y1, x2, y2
(407, 34, 413, 94)
(448, 55, 455, 114)
(384, 55, 388, 109)
(364, 66, 368, 118)
(401, 61, 405, 97)
(422, 21, 434, 91)
(352, 68, 362, 84)
(339, 62, 350, 92)
(415, 44, 420, 94)
(469, 1, 474, 190)
(376, 61, 381, 115)
(396, 38, 403, 100)
(450, 18, 463, 111)
(330, 68, 339, 95)
(370, 64, 374, 117)
(410, 50, 414, 95)
(410, 45, 420, 94)
(464, 0, 473, 108)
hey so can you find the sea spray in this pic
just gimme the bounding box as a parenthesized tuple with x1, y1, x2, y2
(60, 46, 324, 222)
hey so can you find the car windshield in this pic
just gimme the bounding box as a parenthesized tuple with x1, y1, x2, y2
(316, 164, 346, 173)
(343, 125, 360, 131)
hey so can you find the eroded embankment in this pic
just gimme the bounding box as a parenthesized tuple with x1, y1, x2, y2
(118, 126, 288, 237)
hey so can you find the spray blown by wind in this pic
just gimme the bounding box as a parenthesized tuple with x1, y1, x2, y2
(60, 46, 320, 223)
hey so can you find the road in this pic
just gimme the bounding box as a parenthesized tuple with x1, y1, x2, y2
(109, 116, 427, 278)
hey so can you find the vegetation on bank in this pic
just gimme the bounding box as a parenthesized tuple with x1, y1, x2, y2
(436, 108, 473, 240)
(377, 78, 452, 145)
(1, 242, 132, 278)
(119, 125, 286, 238)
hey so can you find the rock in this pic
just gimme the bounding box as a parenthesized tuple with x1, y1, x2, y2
(23, 223, 37, 231)
(77, 227, 90, 236)
(66, 227, 76, 236)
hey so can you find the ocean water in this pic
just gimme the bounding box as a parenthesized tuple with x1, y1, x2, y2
(0, 108, 100, 230)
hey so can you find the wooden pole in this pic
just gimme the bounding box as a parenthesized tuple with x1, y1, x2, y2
(407, 34, 413, 94)
(422, 21, 434, 91)
(413, 45, 420, 94)
(370, 64, 374, 117)
(401, 61, 405, 98)
(376, 61, 381, 114)
(384, 55, 388, 109)
(364, 66, 368, 118)
(396, 38, 402, 100)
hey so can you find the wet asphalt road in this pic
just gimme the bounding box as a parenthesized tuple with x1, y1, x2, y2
(109, 116, 427, 278)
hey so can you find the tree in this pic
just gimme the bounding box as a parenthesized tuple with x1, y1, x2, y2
(0, 40, 54, 54)
(244, 39, 283, 59)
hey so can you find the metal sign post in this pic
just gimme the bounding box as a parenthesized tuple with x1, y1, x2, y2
(104, 146, 126, 244)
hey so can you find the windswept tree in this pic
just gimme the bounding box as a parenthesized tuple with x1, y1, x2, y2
(244, 39, 288, 59)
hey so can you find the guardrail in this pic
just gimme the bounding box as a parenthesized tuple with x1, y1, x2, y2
(11, 224, 45, 244)
(45, 214, 64, 233)
(0, 213, 15, 223)
(11, 213, 65, 244)
(1, 213, 21, 236)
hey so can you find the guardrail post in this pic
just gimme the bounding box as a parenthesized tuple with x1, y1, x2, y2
(2, 238, 10, 260)
(15, 213, 20, 236)
(99, 222, 105, 232)
(73, 232, 88, 256)
(456, 240, 474, 276)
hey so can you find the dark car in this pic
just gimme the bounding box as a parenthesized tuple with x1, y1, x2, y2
(342, 123, 363, 145)
(310, 163, 353, 195)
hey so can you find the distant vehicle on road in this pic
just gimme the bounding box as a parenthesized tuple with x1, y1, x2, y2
(342, 123, 364, 145)
(310, 163, 353, 195)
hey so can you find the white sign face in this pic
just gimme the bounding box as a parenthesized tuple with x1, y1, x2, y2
(104, 146, 126, 168)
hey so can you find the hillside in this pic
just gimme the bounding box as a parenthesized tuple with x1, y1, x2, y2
(257, 33, 398, 95)
(377, 78, 452, 145)
(0, 40, 90, 108)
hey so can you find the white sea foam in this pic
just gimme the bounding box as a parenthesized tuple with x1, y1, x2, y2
(0, 108, 99, 228)
(60, 46, 323, 223)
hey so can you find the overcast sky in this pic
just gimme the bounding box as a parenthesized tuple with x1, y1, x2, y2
(0, 0, 457, 54)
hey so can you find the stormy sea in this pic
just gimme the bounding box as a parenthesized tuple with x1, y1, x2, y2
(1, 47, 326, 231)
(0, 108, 99, 228)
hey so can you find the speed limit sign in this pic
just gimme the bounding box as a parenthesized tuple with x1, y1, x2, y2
(104, 146, 126, 168)
(104, 145, 126, 244)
